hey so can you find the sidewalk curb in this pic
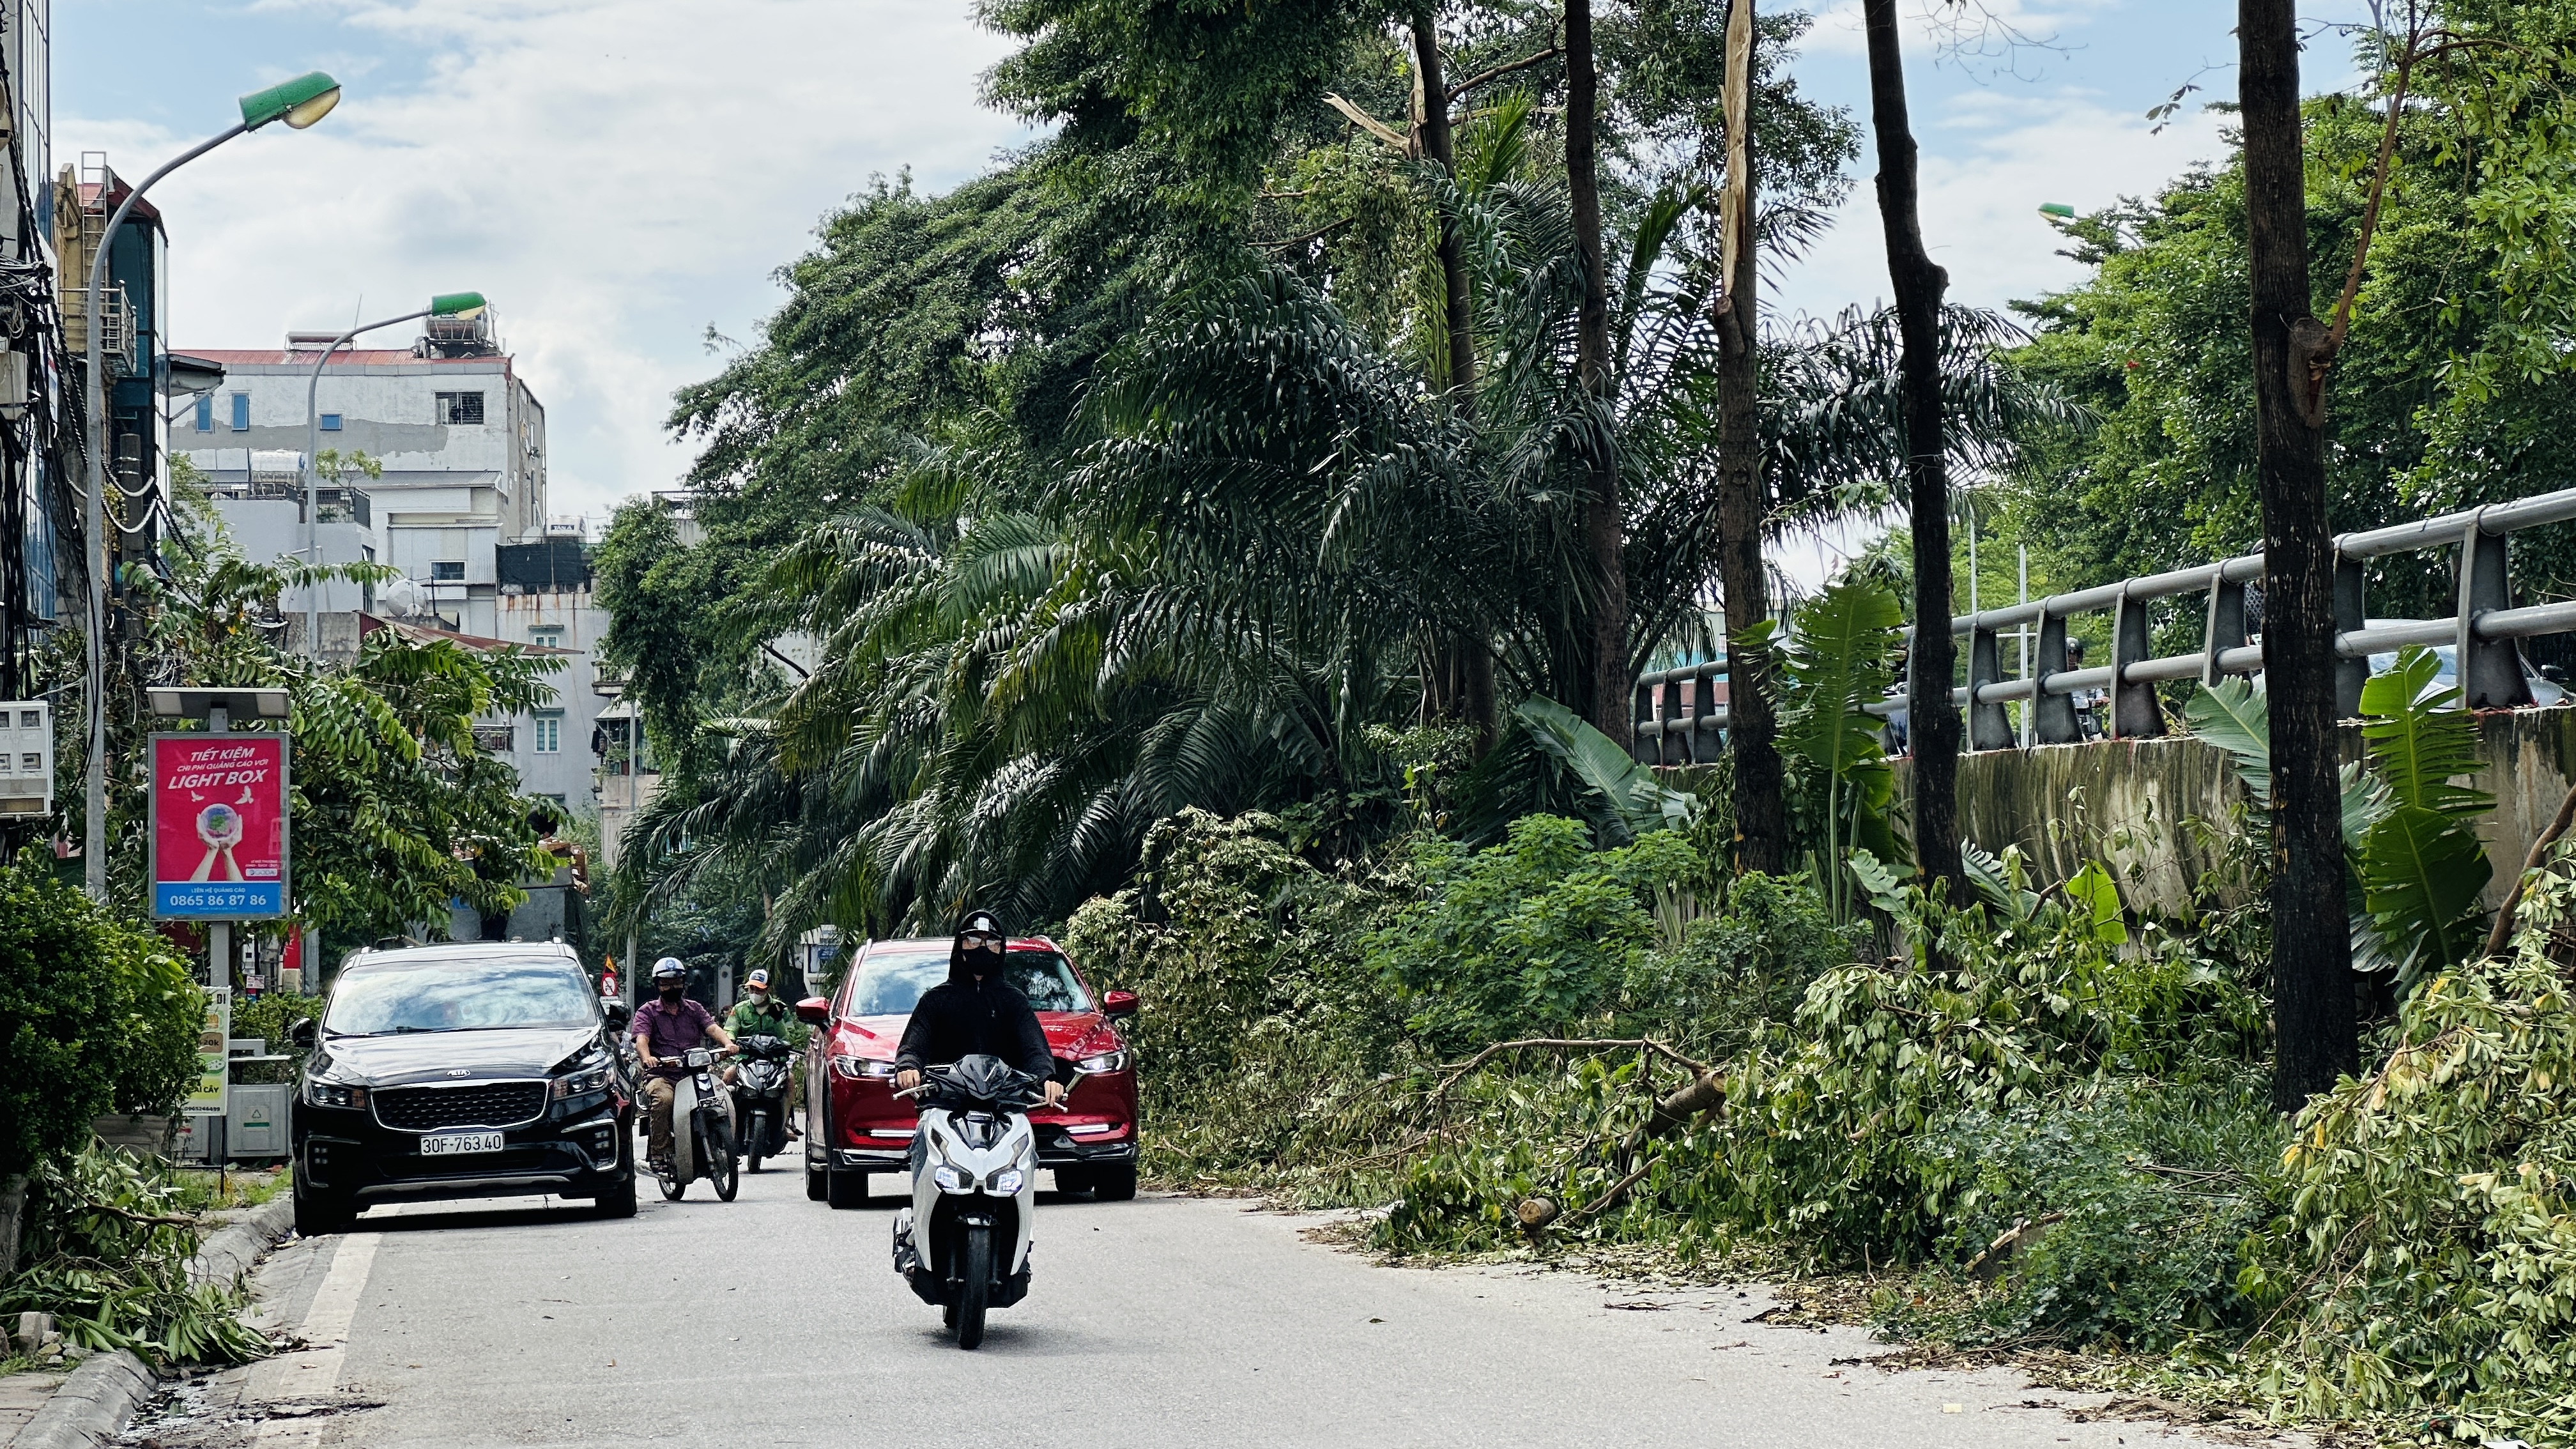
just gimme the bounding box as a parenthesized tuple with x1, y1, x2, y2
(13, 1196, 296, 1449)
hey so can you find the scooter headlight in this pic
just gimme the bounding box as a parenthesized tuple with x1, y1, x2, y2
(987, 1167, 1026, 1196)
(931, 1163, 972, 1193)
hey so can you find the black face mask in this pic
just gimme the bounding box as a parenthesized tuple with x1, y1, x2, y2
(658, 986, 684, 1004)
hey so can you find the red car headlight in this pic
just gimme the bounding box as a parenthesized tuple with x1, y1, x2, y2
(1073, 1050, 1131, 1075)
(831, 1055, 896, 1080)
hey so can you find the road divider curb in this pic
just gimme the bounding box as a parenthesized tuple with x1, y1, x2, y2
(12, 1195, 296, 1449)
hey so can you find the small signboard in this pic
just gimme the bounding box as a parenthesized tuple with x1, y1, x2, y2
(149, 733, 290, 919)
(185, 988, 231, 1118)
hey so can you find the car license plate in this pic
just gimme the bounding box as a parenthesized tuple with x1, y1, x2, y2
(420, 1130, 504, 1156)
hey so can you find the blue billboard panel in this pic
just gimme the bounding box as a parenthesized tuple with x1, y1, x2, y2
(154, 882, 286, 917)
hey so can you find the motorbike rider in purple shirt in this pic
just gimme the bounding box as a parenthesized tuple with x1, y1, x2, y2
(630, 957, 735, 1176)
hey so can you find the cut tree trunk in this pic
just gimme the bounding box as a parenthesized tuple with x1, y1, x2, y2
(1413, 9, 1497, 751)
(2240, 0, 2358, 1111)
(1413, 8, 1478, 402)
(1566, 0, 1632, 749)
(1862, 0, 1963, 893)
(1714, 0, 1784, 875)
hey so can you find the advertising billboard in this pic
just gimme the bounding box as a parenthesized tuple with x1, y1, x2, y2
(150, 733, 290, 919)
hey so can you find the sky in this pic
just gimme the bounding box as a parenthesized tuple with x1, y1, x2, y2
(60, 0, 2377, 530)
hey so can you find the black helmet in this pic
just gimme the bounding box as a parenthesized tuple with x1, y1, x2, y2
(950, 910, 1006, 982)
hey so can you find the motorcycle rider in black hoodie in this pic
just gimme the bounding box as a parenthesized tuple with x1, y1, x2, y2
(894, 912, 1064, 1163)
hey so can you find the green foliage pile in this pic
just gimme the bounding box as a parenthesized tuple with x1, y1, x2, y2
(2245, 863, 2576, 1443)
(1, 1143, 266, 1364)
(0, 856, 202, 1181)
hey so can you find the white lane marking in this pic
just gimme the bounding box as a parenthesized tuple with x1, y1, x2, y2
(249, 1230, 380, 1445)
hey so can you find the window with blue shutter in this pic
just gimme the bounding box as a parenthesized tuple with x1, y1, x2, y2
(320, 413, 342, 432)
(229, 394, 250, 431)
(193, 396, 213, 431)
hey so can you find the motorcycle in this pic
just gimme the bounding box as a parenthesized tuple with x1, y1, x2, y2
(890, 1056, 1041, 1349)
(655, 1046, 739, 1202)
(729, 1034, 795, 1172)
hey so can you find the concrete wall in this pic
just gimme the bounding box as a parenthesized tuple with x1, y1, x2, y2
(1672, 707, 2576, 916)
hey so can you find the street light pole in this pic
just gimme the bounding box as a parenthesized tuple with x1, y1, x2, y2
(79, 73, 341, 897)
(300, 293, 485, 656)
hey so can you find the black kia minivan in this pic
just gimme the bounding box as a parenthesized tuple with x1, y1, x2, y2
(288, 941, 638, 1234)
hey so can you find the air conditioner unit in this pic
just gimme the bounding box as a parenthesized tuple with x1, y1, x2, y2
(0, 701, 55, 817)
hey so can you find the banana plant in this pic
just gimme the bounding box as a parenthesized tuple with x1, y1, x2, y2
(2357, 648, 2493, 985)
(1773, 575, 1908, 921)
(2182, 650, 2492, 990)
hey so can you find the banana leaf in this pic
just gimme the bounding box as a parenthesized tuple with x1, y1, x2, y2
(2063, 861, 2129, 946)
(1514, 696, 1697, 846)
(2359, 647, 2493, 818)
(2361, 801, 2494, 985)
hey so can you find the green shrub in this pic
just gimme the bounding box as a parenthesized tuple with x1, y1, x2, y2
(0, 855, 204, 1180)
(1066, 808, 1406, 1183)
(1368, 815, 1700, 1053)
(1620, 872, 1860, 1056)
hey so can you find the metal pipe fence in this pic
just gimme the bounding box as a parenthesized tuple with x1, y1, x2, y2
(1632, 484, 2576, 765)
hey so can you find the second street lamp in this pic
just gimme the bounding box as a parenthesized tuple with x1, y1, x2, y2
(299, 292, 487, 656)
(82, 70, 342, 898)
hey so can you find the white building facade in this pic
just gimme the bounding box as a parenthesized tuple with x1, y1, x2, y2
(187, 325, 612, 832)
(186, 319, 544, 629)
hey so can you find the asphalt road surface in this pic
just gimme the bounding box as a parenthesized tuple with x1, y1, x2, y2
(128, 1165, 2262, 1449)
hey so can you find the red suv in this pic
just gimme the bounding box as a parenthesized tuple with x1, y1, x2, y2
(797, 935, 1138, 1208)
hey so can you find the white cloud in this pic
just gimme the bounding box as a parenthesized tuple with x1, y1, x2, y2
(1771, 87, 2228, 321)
(66, 0, 1031, 525)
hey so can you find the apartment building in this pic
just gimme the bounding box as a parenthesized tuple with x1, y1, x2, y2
(184, 312, 547, 637)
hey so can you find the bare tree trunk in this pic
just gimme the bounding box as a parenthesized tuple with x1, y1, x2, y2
(1413, 9, 1477, 401)
(1413, 8, 1497, 751)
(2241, 0, 2358, 1110)
(1862, 0, 1962, 891)
(1714, 0, 1784, 875)
(1566, 0, 1632, 748)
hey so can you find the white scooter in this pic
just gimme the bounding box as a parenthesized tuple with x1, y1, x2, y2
(890, 1055, 1042, 1349)
(656, 1046, 739, 1202)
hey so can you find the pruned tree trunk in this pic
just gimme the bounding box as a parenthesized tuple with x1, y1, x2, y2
(2241, 0, 2357, 1110)
(1713, 0, 1784, 875)
(1413, 8, 1497, 751)
(1566, 0, 1632, 749)
(1413, 8, 1477, 401)
(1862, 0, 1963, 893)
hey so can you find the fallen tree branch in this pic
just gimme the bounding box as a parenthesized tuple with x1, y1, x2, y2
(1259, 217, 1353, 253)
(1430, 1037, 1712, 1102)
(2483, 778, 2576, 959)
(1446, 32, 1562, 104)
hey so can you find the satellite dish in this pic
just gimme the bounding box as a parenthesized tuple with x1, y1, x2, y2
(379, 576, 423, 618)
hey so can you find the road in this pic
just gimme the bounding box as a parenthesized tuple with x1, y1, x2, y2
(128, 1165, 2257, 1449)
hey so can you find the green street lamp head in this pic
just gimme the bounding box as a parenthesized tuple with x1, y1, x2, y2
(2038, 203, 2076, 219)
(240, 72, 342, 131)
(429, 291, 488, 319)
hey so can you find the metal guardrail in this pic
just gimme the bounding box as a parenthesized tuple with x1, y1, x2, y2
(1633, 486, 2576, 765)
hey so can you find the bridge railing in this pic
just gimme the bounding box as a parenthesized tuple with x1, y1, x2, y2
(1632, 485, 2576, 766)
